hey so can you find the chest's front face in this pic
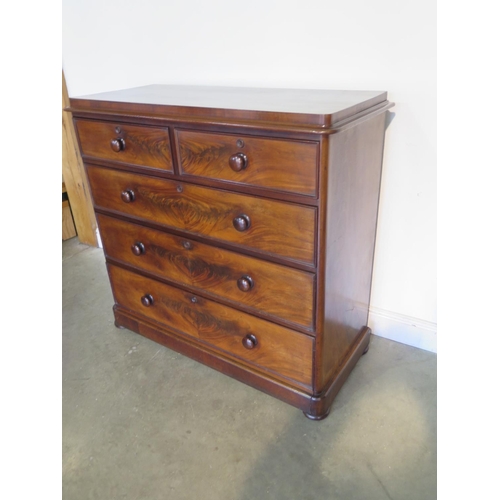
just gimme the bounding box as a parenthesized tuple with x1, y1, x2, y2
(69, 84, 391, 420)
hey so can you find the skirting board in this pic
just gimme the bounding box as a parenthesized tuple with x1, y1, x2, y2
(368, 306, 437, 353)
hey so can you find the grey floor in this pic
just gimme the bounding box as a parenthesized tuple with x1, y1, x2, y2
(62, 238, 437, 500)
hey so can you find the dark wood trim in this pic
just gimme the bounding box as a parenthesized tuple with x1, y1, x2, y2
(70, 99, 330, 127)
(305, 327, 371, 420)
(114, 306, 370, 419)
(67, 109, 329, 137)
(313, 135, 331, 391)
(81, 156, 321, 207)
(70, 85, 392, 420)
(66, 100, 393, 136)
(107, 256, 317, 337)
(93, 204, 317, 273)
(114, 305, 314, 398)
(328, 100, 394, 133)
(68, 84, 388, 129)
(315, 112, 387, 392)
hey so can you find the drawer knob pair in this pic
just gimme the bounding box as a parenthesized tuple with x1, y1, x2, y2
(229, 153, 248, 172)
(110, 138, 126, 152)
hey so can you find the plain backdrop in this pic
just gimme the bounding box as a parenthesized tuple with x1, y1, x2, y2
(4, 1, 498, 498)
(62, 0, 437, 351)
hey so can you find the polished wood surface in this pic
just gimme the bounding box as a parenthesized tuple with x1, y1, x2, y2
(76, 120, 173, 171)
(70, 84, 388, 128)
(71, 84, 393, 420)
(305, 327, 371, 420)
(108, 264, 313, 388)
(113, 306, 315, 412)
(177, 130, 318, 196)
(98, 214, 315, 329)
(87, 165, 316, 264)
(315, 113, 387, 391)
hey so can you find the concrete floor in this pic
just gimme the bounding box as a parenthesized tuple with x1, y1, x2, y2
(62, 238, 437, 500)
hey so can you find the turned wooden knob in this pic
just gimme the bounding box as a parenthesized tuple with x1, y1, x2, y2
(121, 190, 135, 203)
(141, 294, 154, 307)
(110, 138, 125, 152)
(233, 214, 251, 232)
(131, 242, 145, 256)
(237, 275, 254, 292)
(228, 153, 248, 172)
(242, 334, 258, 349)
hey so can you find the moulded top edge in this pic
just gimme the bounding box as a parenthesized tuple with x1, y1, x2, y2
(70, 84, 388, 128)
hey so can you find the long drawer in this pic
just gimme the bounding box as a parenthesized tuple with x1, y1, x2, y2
(76, 119, 173, 172)
(88, 166, 316, 265)
(108, 264, 313, 388)
(98, 214, 315, 329)
(176, 129, 318, 196)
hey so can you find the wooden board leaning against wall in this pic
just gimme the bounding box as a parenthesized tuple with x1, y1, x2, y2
(62, 70, 98, 247)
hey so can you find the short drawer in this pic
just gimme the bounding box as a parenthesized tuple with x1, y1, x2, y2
(108, 264, 313, 388)
(88, 166, 316, 265)
(176, 130, 318, 196)
(75, 119, 173, 172)
(98, 214, 315, 330)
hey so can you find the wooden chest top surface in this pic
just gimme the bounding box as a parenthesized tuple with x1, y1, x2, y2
(70, 84, 388, 128)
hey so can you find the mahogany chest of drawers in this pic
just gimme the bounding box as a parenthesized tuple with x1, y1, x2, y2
(69, 85, 393, 420)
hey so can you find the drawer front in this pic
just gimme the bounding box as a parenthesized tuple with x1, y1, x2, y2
(177, 130, 318, 196)
(88, 166, 316, 264)
(98, 214, 315, 329)
(76, 120, 173, 171)
(108, 264, 313, 388)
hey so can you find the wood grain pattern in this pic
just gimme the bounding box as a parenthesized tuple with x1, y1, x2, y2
(62, 200, 77, 240)
(87, 166, 316, 264)
(97, 214, 315, 329)
(108, 264, 313, 388)
(315, 112, 387, 392)
(75, 119, 173, 171)
(177, 129, 318, 196)
(62, 72, 98, 246)
(70, 84, 392, 419)
(69, 84, 388, 128)
(113, 306, 315, 412)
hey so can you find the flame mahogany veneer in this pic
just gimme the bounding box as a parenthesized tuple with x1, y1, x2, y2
(70, 84, 393, 420)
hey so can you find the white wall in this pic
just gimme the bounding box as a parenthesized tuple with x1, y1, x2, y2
(62, 0, 437, 352)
